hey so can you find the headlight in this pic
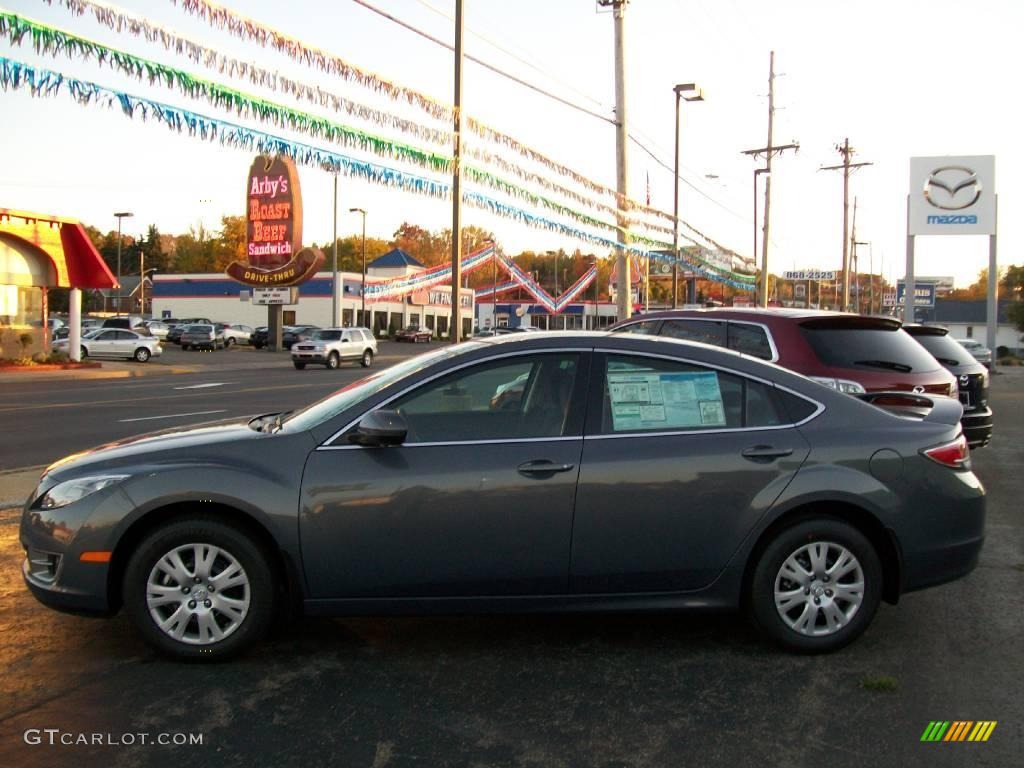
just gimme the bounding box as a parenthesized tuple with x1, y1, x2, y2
(37, 474, 129, 510)
(808, 376, 866, 394)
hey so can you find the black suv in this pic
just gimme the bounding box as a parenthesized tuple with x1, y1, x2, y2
(903, 325, 993, 448)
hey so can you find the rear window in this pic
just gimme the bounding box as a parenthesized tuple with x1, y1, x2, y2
(910, 333, 971, 366)
(801, 325, 941, 373)
(614, 319, 661, 335)
(726, 323, 773, 360)
(187, 325, 212, 333)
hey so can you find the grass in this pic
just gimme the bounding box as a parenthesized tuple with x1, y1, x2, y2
(860, 675, 899, 693)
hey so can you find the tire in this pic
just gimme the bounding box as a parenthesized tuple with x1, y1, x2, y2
(293, 362, 306, 370)
(360, 349, 373, 368)
(182, 344, 190, 351)
(80, 346, 88, 359)
(122, 516, 276, 661)
(326, 352, 340, 370)
(133, 347, 151, 363)
(747, 518, 882, 654)
(226, 337, 235, 348)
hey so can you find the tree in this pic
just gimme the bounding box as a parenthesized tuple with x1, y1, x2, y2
(1002, 264, 1024, 299)
(1007, 303, 1024, 334)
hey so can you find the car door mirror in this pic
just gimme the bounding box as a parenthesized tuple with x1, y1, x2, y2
(348, 410, 408, 446)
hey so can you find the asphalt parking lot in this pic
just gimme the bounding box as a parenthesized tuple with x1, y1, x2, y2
(0, 365, 1020, 767)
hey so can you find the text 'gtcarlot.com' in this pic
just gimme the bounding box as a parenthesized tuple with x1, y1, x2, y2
(24, 729, 204, 747)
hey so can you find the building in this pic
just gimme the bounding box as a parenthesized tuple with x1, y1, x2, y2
(151, 249, 475, 337)
(475, 300, 619, 331)
(932, 299, 1022, 353)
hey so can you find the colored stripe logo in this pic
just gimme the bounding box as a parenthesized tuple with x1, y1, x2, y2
(921, 721, 997, 742)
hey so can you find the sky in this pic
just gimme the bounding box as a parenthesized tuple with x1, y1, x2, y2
(1, 0, 1021, 290)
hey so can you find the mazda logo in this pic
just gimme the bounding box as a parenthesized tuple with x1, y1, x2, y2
(960, 374, 970, 386)
(924, 166, 982, 210)
(912, 386, 926, 394)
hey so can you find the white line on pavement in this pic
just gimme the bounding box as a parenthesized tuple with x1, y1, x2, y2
(173, 382, 232, 390)
(119, 410, 228, 423)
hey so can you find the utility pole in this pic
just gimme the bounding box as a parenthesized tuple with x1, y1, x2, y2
(607, 0, 631, 321)
(742, 52, 797, 308)
(821, 138, 872, 311)
(449, 0, 464, 343)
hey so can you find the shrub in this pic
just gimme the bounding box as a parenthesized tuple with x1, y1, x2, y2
(996, 345, 1010, 358)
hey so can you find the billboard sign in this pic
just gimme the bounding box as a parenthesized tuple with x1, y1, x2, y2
(252, 287, 299, 305)
(896, 281, 936, 308)
(226, 155, 325, 287)
(908, 156, 995, 235)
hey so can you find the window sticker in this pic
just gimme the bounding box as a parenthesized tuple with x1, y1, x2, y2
(607, 370, 725, 431)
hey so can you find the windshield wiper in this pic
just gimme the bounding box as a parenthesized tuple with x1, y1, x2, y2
(853, 359, 913, 373)
(934, 357, 961, 366)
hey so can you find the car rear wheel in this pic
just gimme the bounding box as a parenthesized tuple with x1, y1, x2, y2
(748, 518, 881, 653)
(293, 362, 306, 370)
(361, 349, 373, 367)
(326, 352, 340, 370)
(182, 343, 190, 351)
(226, 337, 235, 347)
(122, 516, 275, 661)
(133, 347, 151, 363)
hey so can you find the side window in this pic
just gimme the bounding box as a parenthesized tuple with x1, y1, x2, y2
(660, 319, 727, 348)
(388, 353, 581, 443)
(598, 355, 789, 433)
(612, 320, 660, 335)
(727, 323, 773, 360)
(98, 331, 118, 340)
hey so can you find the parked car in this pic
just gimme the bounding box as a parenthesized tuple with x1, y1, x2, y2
(394, 324, 432, 343)
(291, 327, 377, 369)
(216, 323, 254, 347)
(144, 321, 171, 340)
(610, 308, 958, 397)
(101, 316, 151, 335)
(953, 338, 993, 369)
(52, 328, 161, 362)
(21, 332, 984, 660)
(282, 325, 320, 350)
(165, 318, 213, 345)
(180, 324, 225, 351)
(250, 326, 269, 349)
(903, 325, 993, 448)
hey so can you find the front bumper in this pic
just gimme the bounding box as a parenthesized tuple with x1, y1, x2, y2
(19, 483, 136, 616)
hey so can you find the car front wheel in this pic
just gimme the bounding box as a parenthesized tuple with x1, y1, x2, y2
(361, 349, 373, 367)
(133, 347, 151, 363)
(748, 518, 881, 654)
(326, 352, 340, 369)
(293, 361, 306, 370)
(122, 516, 275, 661)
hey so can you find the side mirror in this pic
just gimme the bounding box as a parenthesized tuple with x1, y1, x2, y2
(348, 410, 408, 446)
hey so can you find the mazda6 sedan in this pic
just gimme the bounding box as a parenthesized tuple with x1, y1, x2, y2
(21, 332, 985, 660)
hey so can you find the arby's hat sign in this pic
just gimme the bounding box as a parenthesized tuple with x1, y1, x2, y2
(225, 155, 324, 287)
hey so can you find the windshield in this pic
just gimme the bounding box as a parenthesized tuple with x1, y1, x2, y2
(312, 330, 343, 341)
(801, 326, 941, 373)
(82, 329, 103, 339)
(283, 342, 485, 432)
(911, 333, 970, 366)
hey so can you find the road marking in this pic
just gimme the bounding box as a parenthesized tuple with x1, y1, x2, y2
(119, 410, 228, 423)
(174, 382, 232, 390)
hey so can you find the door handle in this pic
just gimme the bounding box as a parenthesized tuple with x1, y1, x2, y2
(517, 460, 576, 477)
(741, 445, 794, 462)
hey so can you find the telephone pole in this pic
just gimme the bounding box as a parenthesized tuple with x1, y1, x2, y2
(603, 0, 632, 321)
(821, 139, 872, 312)
(742, 52, 798, 307)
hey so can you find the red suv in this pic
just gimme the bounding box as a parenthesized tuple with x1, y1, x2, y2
(610, 308, 957, 397)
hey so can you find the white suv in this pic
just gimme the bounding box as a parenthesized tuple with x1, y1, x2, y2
(291, 327, 377, 370)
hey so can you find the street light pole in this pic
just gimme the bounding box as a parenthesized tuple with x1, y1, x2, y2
(114, 211, 133, 314)
(332, 173, 339, 327)
(349, 208, 367, 327)
(671, 83, 704, 309)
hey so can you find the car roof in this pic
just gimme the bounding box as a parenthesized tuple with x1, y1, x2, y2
(612, 307, 903, 330)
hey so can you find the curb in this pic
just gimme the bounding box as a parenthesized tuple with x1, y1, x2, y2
(0, 365, 199, 383)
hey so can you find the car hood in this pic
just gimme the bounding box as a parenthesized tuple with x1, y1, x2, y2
(42, 418, 268, 481)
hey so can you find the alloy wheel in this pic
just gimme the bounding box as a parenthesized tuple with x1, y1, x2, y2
(773, 541, 864, 637)
(145, 543, 251, 645)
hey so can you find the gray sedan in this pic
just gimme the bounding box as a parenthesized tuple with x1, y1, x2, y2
(20, 332, 984, 660)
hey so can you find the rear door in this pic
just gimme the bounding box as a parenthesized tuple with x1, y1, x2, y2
(571, 351, 810, 593)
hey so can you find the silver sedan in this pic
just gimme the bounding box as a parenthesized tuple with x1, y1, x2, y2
(54, 328, 162, 362)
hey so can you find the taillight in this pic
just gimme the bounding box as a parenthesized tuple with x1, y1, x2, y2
(922, 435, 969, 469)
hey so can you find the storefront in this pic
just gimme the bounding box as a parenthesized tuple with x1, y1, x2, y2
(1, 208, 116, 359)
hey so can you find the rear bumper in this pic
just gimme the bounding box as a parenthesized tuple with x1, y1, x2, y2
(962, 406, 993, 448)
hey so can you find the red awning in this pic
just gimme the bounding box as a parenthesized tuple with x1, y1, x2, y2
(0, 208, 116, 289)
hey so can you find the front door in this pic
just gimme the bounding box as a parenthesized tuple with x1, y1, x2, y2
(300, 351, 589, 598)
